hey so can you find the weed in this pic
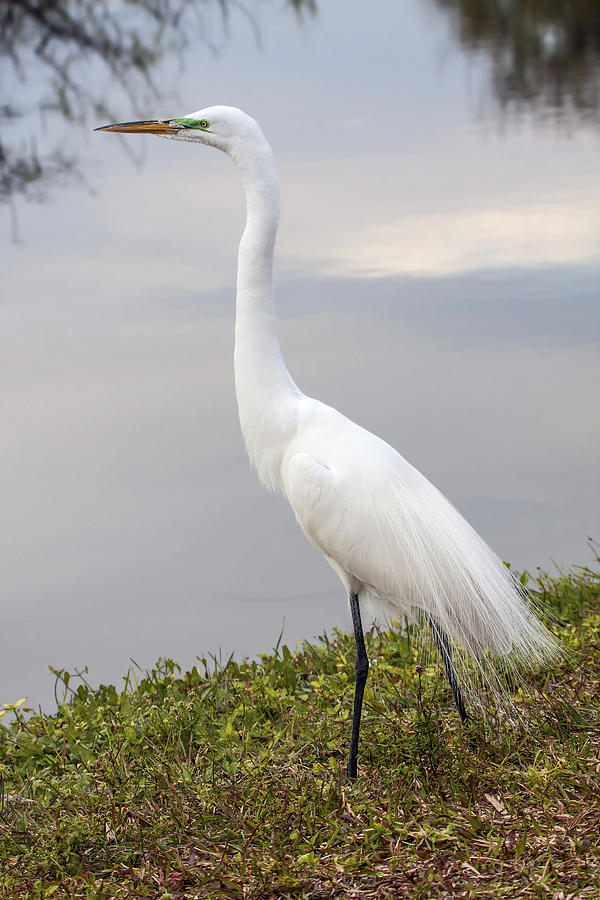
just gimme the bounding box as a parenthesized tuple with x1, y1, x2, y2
(0, 559, 598, 898)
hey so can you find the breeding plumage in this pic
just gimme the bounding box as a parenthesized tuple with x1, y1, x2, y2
(97, 107, 559, 779)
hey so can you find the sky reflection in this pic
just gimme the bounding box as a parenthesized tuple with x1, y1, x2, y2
(2, 0, 599, 711)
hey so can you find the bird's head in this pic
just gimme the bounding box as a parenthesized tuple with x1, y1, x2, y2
(95, 105, 265, 159)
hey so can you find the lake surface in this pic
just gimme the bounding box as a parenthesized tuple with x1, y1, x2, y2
(2, 0, 599, 712)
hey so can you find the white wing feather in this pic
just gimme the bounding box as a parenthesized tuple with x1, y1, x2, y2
(282, 397, 557, 669)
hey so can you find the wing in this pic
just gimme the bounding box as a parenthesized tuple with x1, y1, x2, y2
(283, 449, 367, 595)
(283, 440, 426, 606)
(281, 398, 415, 593)
(282, 410, 403, 602)
(284, 451, 338, 550)
(280, 400, 556, 668)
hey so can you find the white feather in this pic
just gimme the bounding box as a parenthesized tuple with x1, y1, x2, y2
(281, 397, 556, 669)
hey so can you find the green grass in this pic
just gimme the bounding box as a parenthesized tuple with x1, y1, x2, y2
(1, 557, 599, 899)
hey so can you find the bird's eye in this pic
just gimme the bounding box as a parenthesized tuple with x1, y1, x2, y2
(200, 120, 209, 129)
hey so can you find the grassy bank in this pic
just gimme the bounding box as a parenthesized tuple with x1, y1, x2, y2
(1, 560, 599, 899)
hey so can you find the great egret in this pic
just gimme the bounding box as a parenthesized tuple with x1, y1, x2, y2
(96, 107, 558, 779)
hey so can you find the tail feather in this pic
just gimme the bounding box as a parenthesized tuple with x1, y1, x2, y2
(362, 467, 560, 708)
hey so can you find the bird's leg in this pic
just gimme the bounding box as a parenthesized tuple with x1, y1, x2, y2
(426, 614, 469, 724)
(347, 592, 369, 780)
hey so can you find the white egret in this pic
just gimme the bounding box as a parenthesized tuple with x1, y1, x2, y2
(96, 107, 558, 779)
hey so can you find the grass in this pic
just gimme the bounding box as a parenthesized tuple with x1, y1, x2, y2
(1, 557, 599, 899)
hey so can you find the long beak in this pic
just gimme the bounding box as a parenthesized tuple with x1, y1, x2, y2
(94, 119, 176, 134)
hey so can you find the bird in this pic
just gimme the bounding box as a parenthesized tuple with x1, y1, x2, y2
(96, 107, 559, 779)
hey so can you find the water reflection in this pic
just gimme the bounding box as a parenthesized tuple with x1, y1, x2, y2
(434, 0, 600, 123)
(0, 0, 315, 215)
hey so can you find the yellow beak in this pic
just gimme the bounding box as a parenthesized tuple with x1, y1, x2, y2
(94, 119, 175, 134)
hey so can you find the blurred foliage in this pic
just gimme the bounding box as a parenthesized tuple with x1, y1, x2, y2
(3, 0, 598, 219)
(435, 0, 600, 123)
(0, 0, 316, 211)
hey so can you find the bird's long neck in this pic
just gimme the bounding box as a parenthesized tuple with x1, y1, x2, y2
(232, 140, 301, 492)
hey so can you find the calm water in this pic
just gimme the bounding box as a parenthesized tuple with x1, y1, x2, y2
(2, 0, 599, 711)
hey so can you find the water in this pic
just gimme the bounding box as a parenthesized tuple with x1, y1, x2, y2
(2, 0, 599, 712)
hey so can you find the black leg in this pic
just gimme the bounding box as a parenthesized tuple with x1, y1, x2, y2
(426, 614, 469, 724)
(347, 592, 370, 780)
